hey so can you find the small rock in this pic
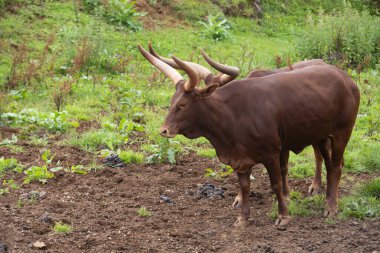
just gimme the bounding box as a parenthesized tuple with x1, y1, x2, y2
(195, 183, 225, 199)
(32, 241, 46, 249)
(277, 226, 286, 231)
(20, 191, 46, 201)
(105, 154, 125, 168)
(40, 214, 54, 225)
(160, 195, 175, 204)
(0, 243, 7, 252)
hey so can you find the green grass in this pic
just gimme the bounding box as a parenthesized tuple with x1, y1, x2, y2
(269, 191, 325, 219)
(53, 222, 72, 234)
(118, 150, 144, 164)
(137, 206, 152, 217)
(357, 177, 380, 198)
(67, 129, 126, 152)
(197, 148, 216, 159)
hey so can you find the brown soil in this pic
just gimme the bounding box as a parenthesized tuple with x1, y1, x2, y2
(0, 127, 379, 253)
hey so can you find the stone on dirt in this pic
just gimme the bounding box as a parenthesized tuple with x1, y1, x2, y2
(20, 191, 46, 201)
(32, 241, 46, 249)
(0, 243, 7, 252)
(160, 195, 175, 204)
(105, 154, 125, 168)
(195, 183, 225, 199)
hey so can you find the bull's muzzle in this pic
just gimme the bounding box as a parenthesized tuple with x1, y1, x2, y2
(159, 126, 176, 138)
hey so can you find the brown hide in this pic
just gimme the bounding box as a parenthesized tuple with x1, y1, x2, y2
(246, 59, 326, 78)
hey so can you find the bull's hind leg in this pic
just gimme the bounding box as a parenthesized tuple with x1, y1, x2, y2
(325, 131, 351, 217)
(234, 169, 252, 227)
(263, 152, 291, 226)
(308, 143, 323, 195)
(280, 150, 290, 199)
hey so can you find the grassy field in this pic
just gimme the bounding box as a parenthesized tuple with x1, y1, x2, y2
(0, 0, 379, 229)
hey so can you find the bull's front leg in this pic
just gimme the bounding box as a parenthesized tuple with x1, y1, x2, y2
(264, 153, 291, 226)
(233, 169, 252, 227)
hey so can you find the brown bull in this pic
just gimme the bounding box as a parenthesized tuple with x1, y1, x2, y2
(200, 53, 329, 202)
(138, 44, 360, 227)
(150, 44, 329, 197)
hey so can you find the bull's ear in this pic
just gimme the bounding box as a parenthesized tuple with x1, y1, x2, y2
(198, 83, 218, 97)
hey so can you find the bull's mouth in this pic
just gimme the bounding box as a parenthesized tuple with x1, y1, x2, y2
(160, 132, 177, 138)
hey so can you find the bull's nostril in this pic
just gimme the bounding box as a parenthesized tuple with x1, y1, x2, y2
(160, 128, 168, 136)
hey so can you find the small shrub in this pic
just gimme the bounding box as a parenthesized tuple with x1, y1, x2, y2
(118, 150, 144, 164)
(199, 13, 231, 41)
(298, 8, 380, 68)
(137, 206, 152, 217)
(53, 222, 72, 234)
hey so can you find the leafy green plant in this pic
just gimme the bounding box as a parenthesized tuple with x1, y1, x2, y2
(104, 0, 145, 31)
(204, 164, 234, 179)
(199, 13, 231, 41)
(1, 110, 75, 133)
(53, 222, 72, 234)
(0, 157, 23, 177)
(137, 206, 152, 217)
(23, 165, 55, 184)
(146, 137, 181, 164)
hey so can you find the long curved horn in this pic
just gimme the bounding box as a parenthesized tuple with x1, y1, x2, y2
(201, 49, 240, 85)
(138, 44, 183, 85)
(172, 56, 199, 92)
(149, 42, 213, 82)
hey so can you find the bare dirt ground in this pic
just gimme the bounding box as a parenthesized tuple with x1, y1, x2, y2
(0, 127, 379, 253)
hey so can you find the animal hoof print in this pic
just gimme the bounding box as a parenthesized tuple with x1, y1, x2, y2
(275, 215, 291, 226)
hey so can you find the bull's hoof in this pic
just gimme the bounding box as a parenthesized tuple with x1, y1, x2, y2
(275, 215, 291, 226)
(233, 217, 249, 228)
(324, 209, 338, 217)
(308, 184, 322, 195)
(232, 196, 242, 208)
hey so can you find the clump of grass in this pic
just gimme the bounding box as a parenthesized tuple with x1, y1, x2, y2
(67, 129, 125, 152)
(137, 206, 152, 217)
(339, 196, 379, 219)
(357, 177, 380, 199)
(269, 191, 325, 219)
(345, 142, 380, 173)
(53, 222, 72, 234)
(197, 148, 216, 159)
(118, 150, 144, 164)
(0, 157, 23, 177)
(339, 177, 380, 219)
